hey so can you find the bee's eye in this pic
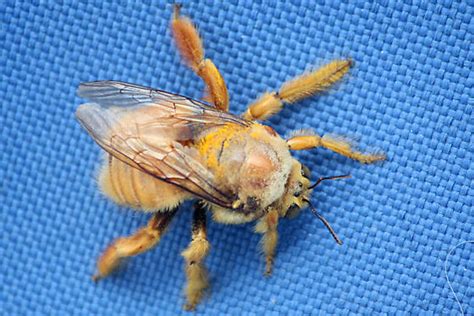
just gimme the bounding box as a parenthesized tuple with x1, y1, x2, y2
(294, 181, 303, 197)
(301, 164, 311, 179)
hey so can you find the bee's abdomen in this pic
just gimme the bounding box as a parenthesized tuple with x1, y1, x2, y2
(98, 156, 189, 211)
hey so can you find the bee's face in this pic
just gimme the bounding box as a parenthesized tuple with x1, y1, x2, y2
(284, 162, 312, 219)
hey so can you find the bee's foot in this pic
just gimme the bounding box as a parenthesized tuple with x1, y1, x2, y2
(184, 303, 197, 311)
(264, 262, 273, 277)
(91, 274, 102, 282)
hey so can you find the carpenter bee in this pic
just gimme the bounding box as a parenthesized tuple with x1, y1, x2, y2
(76, 4, 385, 310)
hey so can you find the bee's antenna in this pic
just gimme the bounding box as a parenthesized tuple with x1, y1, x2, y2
(303, 198, 343, 245)
(309, 174, 351, 190)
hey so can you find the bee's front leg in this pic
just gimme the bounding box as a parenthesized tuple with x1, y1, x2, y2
(182, 201, 210, 311)
(92, 208, 178, 281)
(255, 208, 279, 276)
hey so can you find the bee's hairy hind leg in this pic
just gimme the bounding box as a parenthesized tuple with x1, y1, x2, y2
(92, 208, 178, 282)
(243, 59, 353, 121)
(182, 202, 210, 311)
(287, 134, 386, 164)
(255, 208, 279, 276)
(171, 4, 229, 111)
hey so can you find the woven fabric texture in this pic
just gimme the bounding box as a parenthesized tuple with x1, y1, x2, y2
(1, 1, 472, 315)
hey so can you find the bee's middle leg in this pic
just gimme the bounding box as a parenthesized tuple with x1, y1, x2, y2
(92, 208, 177, 281)
(182, 202, 210, 311)
(287, 134, 386, 163)
(255, 209, 279, 276)
(171, 4, 229, 111)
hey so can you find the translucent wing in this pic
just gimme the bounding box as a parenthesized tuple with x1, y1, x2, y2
(76, 81, 249, 208)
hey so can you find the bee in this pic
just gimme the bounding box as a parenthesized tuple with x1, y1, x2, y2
(76, 4, 385, 310)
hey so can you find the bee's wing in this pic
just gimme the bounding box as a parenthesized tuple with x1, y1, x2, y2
(76, 81, 249, 208)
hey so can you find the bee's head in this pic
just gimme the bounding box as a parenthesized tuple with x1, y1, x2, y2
(284, 162, 312, 219)
(284, 160, 349, 245)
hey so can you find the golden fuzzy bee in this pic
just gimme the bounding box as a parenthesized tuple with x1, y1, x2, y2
(76, 5, 385, 310)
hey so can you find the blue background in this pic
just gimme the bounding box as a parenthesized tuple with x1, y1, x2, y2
(1, 1, 472, 315)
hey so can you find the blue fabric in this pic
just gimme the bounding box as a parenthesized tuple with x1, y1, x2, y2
(1, 1, 472, 315)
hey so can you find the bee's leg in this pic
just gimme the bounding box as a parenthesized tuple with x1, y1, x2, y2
(92, 208, 177, 281)
(255, 208, 279, 276)
(171, 4, 229, 111)
(182, 202, 210, 311)
(287, 134, 385, 163)
(243, 60, 352, 120)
